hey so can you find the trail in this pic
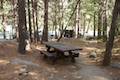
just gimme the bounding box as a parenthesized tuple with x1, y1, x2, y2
(76, 55, 112, 80)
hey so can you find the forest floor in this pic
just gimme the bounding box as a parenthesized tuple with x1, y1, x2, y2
(0, 38, 120, 80)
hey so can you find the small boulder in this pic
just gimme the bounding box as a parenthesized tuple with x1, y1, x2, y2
(89, 51, 97, 58)
(18, 65, 29, 76)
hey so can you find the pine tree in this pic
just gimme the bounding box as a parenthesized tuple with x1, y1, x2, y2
(18, 0, 28, 54)
(103, 0, 120, 66)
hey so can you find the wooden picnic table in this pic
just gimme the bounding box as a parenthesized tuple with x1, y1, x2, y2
(44, 42, 82, 52)
(42, 42, 82, 63)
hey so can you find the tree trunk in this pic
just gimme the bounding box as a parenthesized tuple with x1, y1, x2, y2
(103, 0, 120, 66)
(31, 0, 36, 42)
(83, 14, 86, 37)
(98, 1, 102, 39)
(86, 19, 90, 33)
(93, 12, 96, 37)
(54, 0, 58, 39)
(102, 0, 107, 41)
(75, 1, 81, 38)
(11, 0, 16, 39)
(34, 0, 40, 42)
(27, 0, 32, 42)
(59, 0, 64, 36)
(18, 0, 27, 54)
(0, 0, 6, 39)
(2, 15, 6, 39)
(42, 0, 48, 42)
(58, 0, 62, 37)
(13, 0, 19, 41)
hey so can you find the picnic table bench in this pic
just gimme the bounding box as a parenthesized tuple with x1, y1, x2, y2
(40, 42, 82, 63)
(40, 51, 57, 64)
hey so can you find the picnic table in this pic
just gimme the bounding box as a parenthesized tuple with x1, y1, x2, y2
(41, 42, 82, 63)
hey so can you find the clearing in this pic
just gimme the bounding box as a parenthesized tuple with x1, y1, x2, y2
(0, 39, 120, 80)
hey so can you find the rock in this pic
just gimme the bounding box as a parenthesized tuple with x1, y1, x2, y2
(19, 72, 28, 76)
(18, 65, 29, 76)
(89, 51, 97, 58)
(63, 75, 67, 78)
(75, 76, 82, 79)
(20, 68, 26, 73)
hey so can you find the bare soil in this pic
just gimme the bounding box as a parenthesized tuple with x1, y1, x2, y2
(0, 39, 119, 80)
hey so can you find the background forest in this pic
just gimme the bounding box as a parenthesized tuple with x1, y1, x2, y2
(0, 0, 117, 40)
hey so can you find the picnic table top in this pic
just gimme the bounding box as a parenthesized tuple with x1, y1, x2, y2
(44, 42, 82, 52)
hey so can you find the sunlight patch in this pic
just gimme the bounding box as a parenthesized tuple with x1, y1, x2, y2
(93, 76, 110, 80)
(0, 59, 10, 65)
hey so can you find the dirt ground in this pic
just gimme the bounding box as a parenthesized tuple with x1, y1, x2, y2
(0, 39, 120, 80)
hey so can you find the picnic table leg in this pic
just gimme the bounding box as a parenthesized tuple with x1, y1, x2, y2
(46, 46, 50, 52)
(69, 51, 75, 63)
(57, 51, 65, 59)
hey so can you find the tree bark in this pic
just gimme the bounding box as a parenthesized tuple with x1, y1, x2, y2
(103, 0, 120, 66)
(0, 0, 6, 39)
(98, 1, 102, 39)
(27, 0, 32, 42)
(75, 1, 81, 38)
(93, 12, 96, 37)
(34, 0, 40, 42)
(83, 14, 86, 37)
(31, 0, 36, 41)
(102, 0, 107, 41)
(11, 0, 17, 39)
(54, 0, 58, 39)
(42, 0, 48, 42)
(18, 0, 27, 54)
